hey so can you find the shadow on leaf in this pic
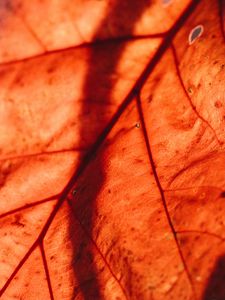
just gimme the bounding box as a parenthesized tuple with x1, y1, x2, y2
(68, 1, 151, 299)
(202, 254, 225, 300)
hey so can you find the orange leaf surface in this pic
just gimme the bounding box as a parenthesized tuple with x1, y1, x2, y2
(0, 0, 225, 299)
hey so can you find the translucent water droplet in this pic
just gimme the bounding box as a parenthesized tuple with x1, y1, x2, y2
(188, 25, 204, 45)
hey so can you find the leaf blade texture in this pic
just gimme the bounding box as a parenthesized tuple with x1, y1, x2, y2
(0, 0, 225, 299)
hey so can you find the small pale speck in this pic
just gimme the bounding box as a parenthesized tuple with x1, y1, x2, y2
(162, 0, 172, 7)
(160, 276, 178, 293)
(188, 25, 204, 45)
(195, 276, 202, 282)
(199, 192, 206, 200)
(177, 264, 184, 272)
(135, 122, 141, 128)
(163, 232, 173, 240)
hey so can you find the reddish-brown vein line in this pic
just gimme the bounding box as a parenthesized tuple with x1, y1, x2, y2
(0, 0, 201, 296)
(0, 242, 38, 296)
(136, 94, 196, 298)
(218, 0, 225, 41)
(0, 147, 85, 162)
(37, 0, 202, 240)
(0, 194, 59, 219)
(18, 15, 47, 52)
(0, 199, 61, 297)
(67, 200, 129, 300)
(165, 185, 223, 192)
(40, 242, 54, 300)
(0, 33, 167, 67)
(171, 44, 222, 145)
(168, 150, 219, 187)
(176, 230, 225, 242)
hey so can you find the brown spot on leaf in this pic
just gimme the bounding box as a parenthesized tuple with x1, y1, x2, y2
(214, 100, 223, 108)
